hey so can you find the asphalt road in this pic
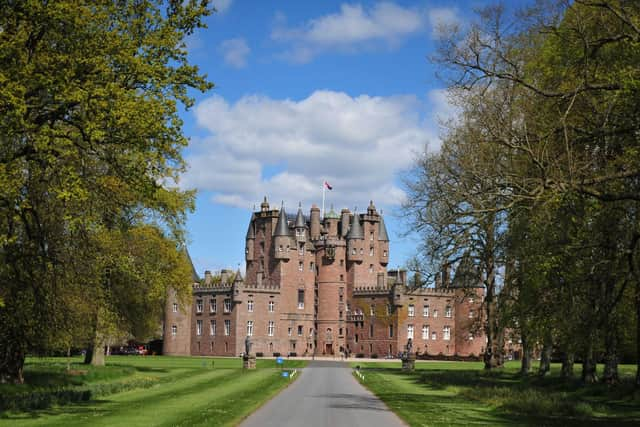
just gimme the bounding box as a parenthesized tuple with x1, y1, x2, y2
(240, 360, 406, 427)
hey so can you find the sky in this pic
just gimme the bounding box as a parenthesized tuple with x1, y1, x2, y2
(177, 0, 515, 276)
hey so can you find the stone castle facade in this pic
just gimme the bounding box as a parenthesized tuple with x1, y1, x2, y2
(163, 198, 486, 358)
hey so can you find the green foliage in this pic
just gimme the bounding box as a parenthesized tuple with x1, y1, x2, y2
(0, 0, 213, 382)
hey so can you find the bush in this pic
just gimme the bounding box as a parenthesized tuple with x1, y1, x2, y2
(255, 352, 264, 357)
(272, 352, 281, 357)
(288, 352, 297, 357)
(371, 354, 379, 359)
(356, 353, 365, 358)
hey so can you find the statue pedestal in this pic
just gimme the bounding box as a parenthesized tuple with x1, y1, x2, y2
(401, 352, 416, 372)
(243, 355, 256, 369)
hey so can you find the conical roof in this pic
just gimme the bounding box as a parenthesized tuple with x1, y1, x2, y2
(234, 268, 243, 283)
(274, 206, 291, 236)
(346, 213, 364, 239)
(183, 248, 200, 282)
(246, 213, 255, 239)
(295, 203, 306, 228)
(378, 215, 389, 241)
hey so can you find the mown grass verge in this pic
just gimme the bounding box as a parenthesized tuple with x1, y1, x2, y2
(352, 361, 640, 426)
(1, 355, 305, 422)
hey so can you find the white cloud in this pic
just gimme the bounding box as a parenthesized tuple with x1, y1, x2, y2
(214, 0, 233, 14)
(272, 2, 425, 63)
(219, 38, 250, 68)
(181, 90, 448, 210)
(428, 7, 460, 39)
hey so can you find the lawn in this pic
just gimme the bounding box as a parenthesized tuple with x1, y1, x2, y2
(0, 355, 305, 426)
(351, 360, 640, 426)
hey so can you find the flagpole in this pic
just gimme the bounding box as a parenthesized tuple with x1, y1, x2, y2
(322, 180, 325, 219)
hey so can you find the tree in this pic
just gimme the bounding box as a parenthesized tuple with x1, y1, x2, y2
(0, 0, 212, 383)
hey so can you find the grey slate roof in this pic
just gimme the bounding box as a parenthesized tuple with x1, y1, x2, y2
(295, 205, 306, 228)
(234, 268, 243, 283)
(246, 213, 255, 239)
(346, 213, 364, 239)
(183, 248, 200, 282)
(274, 206, 291, 236)
(378, 215, 389, 241)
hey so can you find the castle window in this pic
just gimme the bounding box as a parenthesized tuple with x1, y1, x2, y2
(224, 299, 232, 313)
(171, 325, 177, 336)
(288, 327, 292, 336)
(339, 310, 343, 319)
(443, 326, 451, 341)
(278, 245, 283, 252)
(339, 294, 343, 302)
(433, 309, 438, 318)
(196, 320, 203, 336)
(369, 247, 374, 256)
(432, 331, 437, 340)
(247, 321, 254, 337)
(297, 290, 305, 309)
(422, 325, 429, 340)
(298, 325, 303, 336)
(340, 274, 344, 281)
(369, 264, 373, 273)
(224, 320, 231, 336)
(445, 306, 452, 318)
(387, 305, 392, 315)
(268, 321, 275, 336)
(310, 262, 314, 271)
(423, 305, 429, 317)
(351, 248, 356, 255)
(469, 297, 474, 303)
(389, 325, 393, 338)
(469, 310, 474, 318)
(408, 304, 415, 317)
(370, 231, 374, 241)
(298, 261, 304, 271)
(196, 299, 203, 313)
(210, 299, 217, 313)
(340, 259, 344, 266)
(469, 333, 474, 341)
(360, 248, 363, 255)
(370, 304, 375, 316)
(299, 243, 304, 255)
(268, 301, 275, 312)
(172, 303, 178, 313)
(369, 324, 374, 337)
(407, 325, 414, 340)
(210, 320, 216, 336)
(355, 333, 359, 343)
(383, 250, 387, 257)
(247, 300, 254, 312)
(339, 327, 343, 336)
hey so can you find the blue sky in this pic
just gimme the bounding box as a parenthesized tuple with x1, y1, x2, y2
(177, 0, 513, 276)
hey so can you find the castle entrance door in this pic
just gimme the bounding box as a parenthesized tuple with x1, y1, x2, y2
(325, 343, 333, 355)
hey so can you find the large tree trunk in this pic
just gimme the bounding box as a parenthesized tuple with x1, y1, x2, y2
(538, 334, 552, 377)
(483, 247, 503, 370)
(602, 327, 619, 384)
(84, 312, 106, 366)
(0, 341, 26, 384)
(520, 332, 533, 375)
(582, 340, 598, 384)
(560, 351, 575, 379)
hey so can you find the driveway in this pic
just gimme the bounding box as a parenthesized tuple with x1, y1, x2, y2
(240, 360, 406, 427)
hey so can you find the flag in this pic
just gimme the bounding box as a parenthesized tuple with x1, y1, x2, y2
(324, 181, 333, 190)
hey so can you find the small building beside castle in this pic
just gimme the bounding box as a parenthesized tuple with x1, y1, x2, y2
(164, 198, 486, 358)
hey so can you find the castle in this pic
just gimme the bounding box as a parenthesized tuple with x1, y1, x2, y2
(163, 198, 486, 358)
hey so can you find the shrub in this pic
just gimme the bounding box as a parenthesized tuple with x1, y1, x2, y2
(255, 352, 264, 357)
(371, 354, 378, 359)
(272, 352, 281, 357)
(356, 353, 365, 358)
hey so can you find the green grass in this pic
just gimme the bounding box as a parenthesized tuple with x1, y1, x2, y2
(351, 361, 640, 426)
(1, 355, 305, 426)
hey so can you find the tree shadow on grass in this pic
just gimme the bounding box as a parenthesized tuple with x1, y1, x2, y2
(367, 367, 640, 426)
